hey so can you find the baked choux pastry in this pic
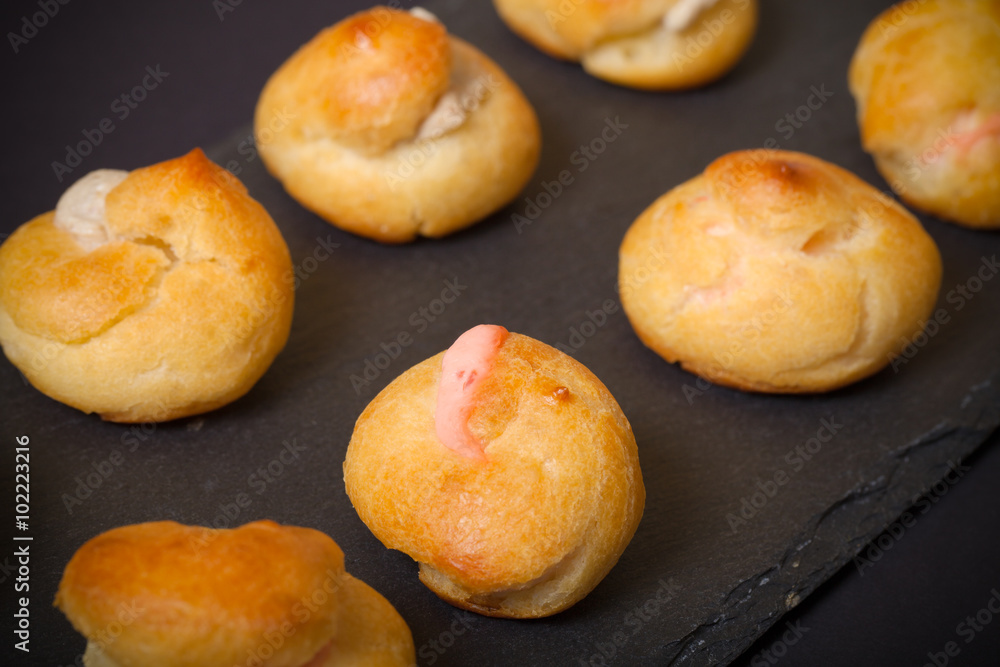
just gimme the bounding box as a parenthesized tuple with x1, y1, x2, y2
(619, 149, 943, 393)
(344, 325, 645, 618)
(0, 149, 293, 422)
(55, 520, 416, 667)
(492, 0, 759, 90)
(849, 0, 1000, 229)
(255, 6, 541, 243)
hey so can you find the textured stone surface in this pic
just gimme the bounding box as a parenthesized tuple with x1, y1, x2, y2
(1, 0, 998, 665)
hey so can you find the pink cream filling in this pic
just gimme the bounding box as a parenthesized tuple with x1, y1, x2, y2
(915, 111, 1000, 167)
(952, 112, 1000, 153)
(434, 324, 509, 461)
(920, 112, 1000, 166)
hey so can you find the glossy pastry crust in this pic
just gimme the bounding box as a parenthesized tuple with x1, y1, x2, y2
(255, 6, 541, 243)
(55, 521, 416, 667)
(344, 332, 645, 618)
(0, 149, 293, 422)
(492, 0, 759, 89)
(619, 149, 943, 393)
(849, 0, 1000, 229)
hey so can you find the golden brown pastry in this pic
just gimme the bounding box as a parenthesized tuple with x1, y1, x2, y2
(492, 0, 758, 90)
(0, 149, 293, 422)
(255, 6, 541, 243)
(619, 149, 943, 393)
(849, 0, 1000, 229)
(55, 520, 415, 667)
(344, 325, 645, 618)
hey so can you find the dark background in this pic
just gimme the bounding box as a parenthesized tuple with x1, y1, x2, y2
(1, 0, 999, 665)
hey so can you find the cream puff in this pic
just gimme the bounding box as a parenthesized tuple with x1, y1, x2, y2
(0, 149, 294, 422)
(849, 0, 1000, 229)
(255, 6, 541, 243)
(619, 149, 943, 393)
(55, 520, 415, 667)
(344, 325, 645, 618)
(492, 0, 759, 90)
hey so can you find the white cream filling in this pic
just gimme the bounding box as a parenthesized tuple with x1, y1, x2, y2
(408, 7, 478, 142)
(416, 90, 470, 141)
(409, 6, 440, 23)
(53, 169, 129, 252)
(415, 64, 499, 142)
(663, 0, 722, 32)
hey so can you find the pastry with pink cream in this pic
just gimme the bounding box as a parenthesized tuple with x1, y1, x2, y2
(344, 325, 645, 618)
(849, 0, 1000, 229)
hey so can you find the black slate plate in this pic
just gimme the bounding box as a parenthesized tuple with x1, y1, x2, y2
(2, 0, 999, 665)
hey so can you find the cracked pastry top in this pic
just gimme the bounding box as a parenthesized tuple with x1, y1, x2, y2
(849, 0, 1000, 229)
(343, 326, 645, 618)
(254, 6, 541, 243)
(492, 0, 758, 90)
(618, 149, 943, 393)
(55, 520, 416, 667)
(0, 149, 294, 422)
